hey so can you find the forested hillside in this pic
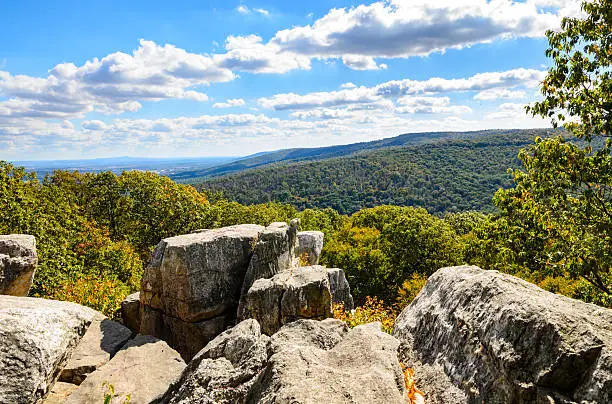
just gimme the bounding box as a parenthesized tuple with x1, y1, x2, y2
(196, 129, 557, 214)
(171, 129, 523, 181)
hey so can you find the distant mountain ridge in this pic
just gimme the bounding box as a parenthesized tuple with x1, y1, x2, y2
(194, 128, 560, 214)
(170, 129, 522, 181)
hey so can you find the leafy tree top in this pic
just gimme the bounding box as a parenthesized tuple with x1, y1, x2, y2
(529, 0, 612, 141)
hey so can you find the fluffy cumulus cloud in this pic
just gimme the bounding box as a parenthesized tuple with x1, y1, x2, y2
(213, 98, 246, 108)
(259, 68, 545, 110)
(214, 35, 311, 74)
(0, 40, 234, 119)
(266, 0, 580, 70)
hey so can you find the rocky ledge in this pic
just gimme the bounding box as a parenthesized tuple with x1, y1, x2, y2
(394, 265, 612, 403)
(1, 230, 611, 403)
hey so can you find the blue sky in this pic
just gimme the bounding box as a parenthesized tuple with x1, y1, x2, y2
(0, 0, 581, 160)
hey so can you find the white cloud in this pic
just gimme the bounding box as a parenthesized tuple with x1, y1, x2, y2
(0, 39, 234, 119)
(340, 82, 357, 89)
(214, 35, 311, 74)
(213, 98, 246, 108)
(341, 55, 386, 71)
(253, 8, 270, 16)
(486, 102, 528, 119)
(259, 68, 545, 110)
(82, 120, 106, 130)
(474, 88, 527, 100)
(268, 0, 577, 70)
(236, 5, 270, 16)
(396, 96, 472, 114)
(236, 5, 249, 14)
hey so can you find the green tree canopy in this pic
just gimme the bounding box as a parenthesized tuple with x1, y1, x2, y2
(497, 0, 611, 300)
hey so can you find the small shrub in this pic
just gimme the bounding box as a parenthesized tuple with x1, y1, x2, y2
(103, 381, 131, 404)
(332, 296, 397, 334)
(48, 274, 131, 318)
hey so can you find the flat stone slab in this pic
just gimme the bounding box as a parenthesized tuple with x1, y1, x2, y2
(0, 296, 97, 404)
(60, 315, 132, 385)
(43, 382, 79, 404)
(66, 334, 186, 404)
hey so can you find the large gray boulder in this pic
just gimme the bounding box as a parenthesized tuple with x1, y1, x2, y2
(245, 266, 332, 335)
(237, 220, 300, 320)
(66, 334, 186, 404)
(60, 314, 132, 385)
(0, 296, 97, 403)
(296, 231, 324, 265)
(0, 234, 38, 296)
(140, 224, 263, 359)
(161, 319, 408, 403)
(394, 265, 612, 403)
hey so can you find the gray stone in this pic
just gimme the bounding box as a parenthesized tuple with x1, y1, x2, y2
(66, 334, 186, 404)
(237, 220, 300, 320)
(325, 267, 354, 311)
(0, 234, 37, 296)
(195, 318, 262, 366)
(60, 315, 132, 385)
(245, 266, 332, 335)
(296, 231, 324, 265)
(160, 319, 270, 403)
(140, 306, 229, 361)
(0, 296, 97, 404)
(140, 224, 263, 358)
(393, 265, 612, 403)
(120, 292, 140, 333)
(43, 382, 79, 404)
(250, 321, 407, 403)
(160, 319, 407, 404)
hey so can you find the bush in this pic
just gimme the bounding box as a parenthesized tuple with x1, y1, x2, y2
(332, 296, 397, 334)
(47, 274, 130, 318)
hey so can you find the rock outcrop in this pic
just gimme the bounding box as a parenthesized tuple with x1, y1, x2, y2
(0, 296, 97, 403)
(66, 334, 186, 404)
(245, 266, 332, 335)
(236, 220, 299, 320)
(296, 230, 324, 265)
(138, 220, 353, 359)
(139, 224, 264, 359)
(0, 234, 38, 296)
(120, 292, 140, 333)
(161, 318, 408, 403)
(60, 314, 132, 385)
(394, 265, 612, 403)
(326, 266, 354, 311)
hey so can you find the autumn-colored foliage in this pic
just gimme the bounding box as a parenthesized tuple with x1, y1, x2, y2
(47, 274, 130, 318)
(401, 363, 425, 404)
(332, 296, 397, 334)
